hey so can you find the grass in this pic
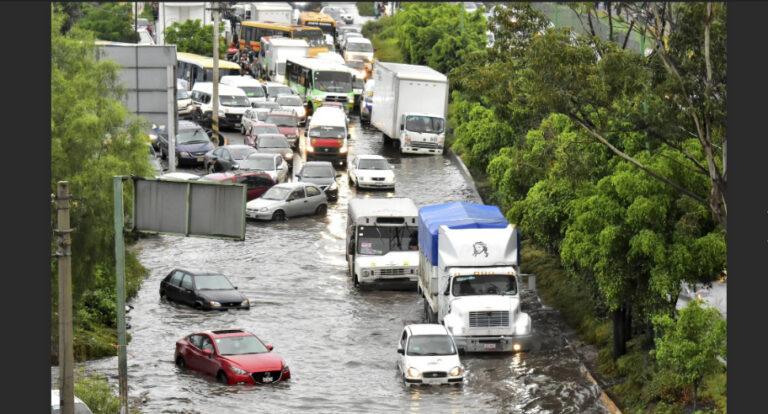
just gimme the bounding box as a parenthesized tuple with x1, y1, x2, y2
(357, 2, 375, 16)
(371, 36, 403, 63)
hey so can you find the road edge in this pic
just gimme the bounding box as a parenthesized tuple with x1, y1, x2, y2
(447, 150, 484, 204)
(564, 336, 623, 414)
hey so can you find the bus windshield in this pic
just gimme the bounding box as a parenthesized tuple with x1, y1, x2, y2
(405, 115, 445, 133)
(357, 225, 418, 255)
(294, 29, 325, 47)
(451, 275, 517, 296)
(306, 21, 335, 36)
(314, 71, 352, 93)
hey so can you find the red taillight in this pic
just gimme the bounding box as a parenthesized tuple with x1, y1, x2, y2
(410, 269, 415, 274)
(366, 218, 369, 223)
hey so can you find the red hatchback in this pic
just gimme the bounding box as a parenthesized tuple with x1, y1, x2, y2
(199, 171, 275, 201)
(175, 329, 290, 385)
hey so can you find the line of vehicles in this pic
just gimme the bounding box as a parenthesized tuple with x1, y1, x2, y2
(146, 2, 530, 390)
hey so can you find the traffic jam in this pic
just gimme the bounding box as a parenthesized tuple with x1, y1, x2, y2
(148, 2, 534, 392)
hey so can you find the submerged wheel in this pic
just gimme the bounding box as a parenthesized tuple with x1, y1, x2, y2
(217, 371, 228, 384)
(272, 210, 285, 221)
(176, 356, 185, 370)
(315, 204, 327, 216)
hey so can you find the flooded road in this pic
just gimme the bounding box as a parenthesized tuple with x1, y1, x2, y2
(53, 112, 609, 413)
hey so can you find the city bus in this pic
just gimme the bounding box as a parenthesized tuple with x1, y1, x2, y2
(285, 56, 354, 114)
(176, 52, 242, 90)
(297, 12, 337, 41)
(239, 22, 327, 56)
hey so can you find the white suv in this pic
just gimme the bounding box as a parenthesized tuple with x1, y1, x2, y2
(397, 324, 464, 386)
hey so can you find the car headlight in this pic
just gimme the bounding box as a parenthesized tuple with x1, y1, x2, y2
(281, 365, 289, 373)
(259, 207, 269, 212)
(179, 152, 190, 157)
(407, 367, 421, 379)
(218, 110, 225, 117)
(285, 152, 294, 160)
(229, 366, 249, 375)
(329, 181, 337, 191)
(240, 299, 249, 307)
(340, 146, 348, 154)
(450, 366, 462, 377)
(209, 301, 221, 307)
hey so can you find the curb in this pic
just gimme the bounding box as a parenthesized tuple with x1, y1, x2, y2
(564, 337, 623, 414)
(447, 150, 484, 204)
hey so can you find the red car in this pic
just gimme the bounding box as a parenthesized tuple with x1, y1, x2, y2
(175, 329, 291, 385)
(265, 109, 300, 149)
(199, 171, 275, 201)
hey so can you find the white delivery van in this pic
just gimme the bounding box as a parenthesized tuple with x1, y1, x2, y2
(248, 2, 292, 23)
(346, 197, 420, 290)
(190, 82, 251, 130)
(220, 75, 267, 106)
(305, 106, 349, 166)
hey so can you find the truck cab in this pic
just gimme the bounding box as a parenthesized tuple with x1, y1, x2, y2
(398, 113, 446, 155)
(347, 198, 420, 290)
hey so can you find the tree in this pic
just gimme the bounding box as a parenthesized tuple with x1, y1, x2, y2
(652, 300, 726, 411)
(164, 19, 227, 58)
(75, 2, 138, 43)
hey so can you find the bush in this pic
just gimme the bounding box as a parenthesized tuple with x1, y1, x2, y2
(74, 372, 119, 414)
(357, 2, 376, 16)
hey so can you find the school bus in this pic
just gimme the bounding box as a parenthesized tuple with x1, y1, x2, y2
(176, 52, 242, 90)
(239, 22, 327, 56)
(297, 12, 337, 40)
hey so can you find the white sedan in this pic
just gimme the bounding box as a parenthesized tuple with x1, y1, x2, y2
(275, 94, 307, 125)
(348, 154, 396, 190)
(397, 324, 464, 386)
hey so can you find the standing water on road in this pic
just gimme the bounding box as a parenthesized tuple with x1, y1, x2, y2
(53, 115, 608, 413)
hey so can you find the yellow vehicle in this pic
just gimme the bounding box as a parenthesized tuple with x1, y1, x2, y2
(297, 12, 337, 41)
(176, 52, 242, 90)
(239, 22, 327, 56)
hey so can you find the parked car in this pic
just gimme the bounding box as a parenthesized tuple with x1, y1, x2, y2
(246, 182, 328, 221)
(157, 120, 215, 168)
(261, 81, 293, 101)
(199, 170, 276, 201)
(237, 152, 289, 184)
(159, 269, 250, 310)
(348, 154, 396, 190)
(295, 161, 340, 202)
(203, 145, 257, 173)
(51, 389, 94, 414)
(254, 134, 294, 166)
(265, 109, 300, 148)
(178, 87, 194, 120)
(397, 324, 463, 386)
(158, 172, 201, 181)
(246, 122, 281, 147)
(174, 329, 290, 385)
(274, 94, 307, 125)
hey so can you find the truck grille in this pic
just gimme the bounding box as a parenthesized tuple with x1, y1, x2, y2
(190, 151, 207, 156)
(372, 177, 385, 181)
(410, 141, 438, 149)
(251, 370, 282, 384)
(469, 311, 509, 328)
(376, 268, 405, 276)
(225, 113, 242, 123)
(324, 95, 348, 103)
(423, 372, 447, 378)
(317, 147, 340, 154)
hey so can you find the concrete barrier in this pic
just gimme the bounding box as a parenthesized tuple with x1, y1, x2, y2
(448, 150, 484, 204)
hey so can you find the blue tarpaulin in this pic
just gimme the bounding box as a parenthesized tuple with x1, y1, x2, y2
(418, 202, 509, 266)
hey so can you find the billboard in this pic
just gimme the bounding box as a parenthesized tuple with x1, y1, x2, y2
(132, 177, 246, 241)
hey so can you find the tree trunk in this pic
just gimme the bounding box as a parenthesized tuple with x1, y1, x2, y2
(607, 2, 614, 42)
(612, 307, 626, 360)
(624, 305, 632, 343)
(693, 378, 699, 411)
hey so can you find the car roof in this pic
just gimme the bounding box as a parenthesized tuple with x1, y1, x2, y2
(203, 329, 254, 338)
(247, 152, 279, 159)
(356, 154, 386, 160)
(178, 120, 202, 129)
(346, 37, 370, 43)
(273, 181, 317, 189)
(201, 170, 271, 181)
(159, 172, 200, 181)
(267, 109, 297, 116)
(220, 75, 262, 87)
(253, 123, 279, 128)
(302, 161, 334, 167)
(191, 82, 249, 96)
(257, 133, 288, 140)
(406, 324, 450, 336)
(221, 144, 254, 150)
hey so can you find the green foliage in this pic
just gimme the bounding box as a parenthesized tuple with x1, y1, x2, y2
(371, 36, 404, 63)
(139, 2, 155, 22)
(652, 301, 727, 408)
(357, 2, 376, 16)
(75, 372, 120, 414)
(75, 2, 139, 43)
(164, 19, 227, 58)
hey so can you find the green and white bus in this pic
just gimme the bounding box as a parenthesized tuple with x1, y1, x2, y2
(285, 56, 354, 114)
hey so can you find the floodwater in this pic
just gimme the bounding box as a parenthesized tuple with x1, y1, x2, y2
(52, 110, 609, 413)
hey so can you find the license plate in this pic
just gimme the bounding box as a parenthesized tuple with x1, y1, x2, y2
(262, 375, 273, 383)
(483, 343, 497, 350)
(422, 378, 444, 385)
(196, 157, 204, 162)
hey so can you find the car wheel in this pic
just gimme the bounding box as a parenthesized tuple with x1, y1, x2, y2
(176, 356, 185, 370)
(217, 371, 228, 385)
(241, 124, 246, 135)
(354, 272, 360, 287)
(161, 148, 167, 160)
(208, 164, 215, 174)
(159, 290, 165, 298)
(315, 204, 327, 216)
(272, 210, 285, 221)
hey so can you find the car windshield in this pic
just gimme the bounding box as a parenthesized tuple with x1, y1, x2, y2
(407, 335, 457, 356)
(314, 71, 352, 93)
(452, 275, 517, 296)
(405, 115, 445, 134)
(220, 95, 251, 107)
(308, 125, 345, 139)
(176, 128, 210, 144)
(277, 62, 286, 76)
(177, 89, 190, 99)
(240, 158, 275, 171)
(254, 102, 280, 109)
(301, 165, 334, 178)
(268, 85, 292, 97)
(323, 8, 342, 20)
(215, 335, 268, 356)
(293, 29, 325, 47)
(346, 61, 364, 70)
(277, 96, 303, 106)
(253, 126, 280, 135)
(357, 158, 389, 170)
(194, 275, 235, 290)
(262, 186, 291, 200)
(230, 146, 257, 159)
(239, 86, 265, 98)
(357, 225, 418, 255)
(258, 136, 289, 148)
(346, 42, 373, 53)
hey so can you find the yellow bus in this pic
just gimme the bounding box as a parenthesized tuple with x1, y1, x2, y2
(297, 12, 337, 40)
(176, 52, 242, 90)
(239, 22, 327, 56)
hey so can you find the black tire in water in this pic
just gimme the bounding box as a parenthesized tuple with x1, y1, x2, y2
(272, 210, 285, 221)
(176, 356, 185, 370)
(315, 204, 327, 216)
(217, 371, 228, 384)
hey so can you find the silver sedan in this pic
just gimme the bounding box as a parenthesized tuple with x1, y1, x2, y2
(246, 182, 328, 221)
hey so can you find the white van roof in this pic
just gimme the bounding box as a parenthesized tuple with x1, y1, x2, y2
(265, 37, 310, 48)
(309, 107, 347, 127)
(346, 37, 372, 45)
(191, 82, 249, 97)
(349, 197, 418, 222)
(220, 76, 262, 87)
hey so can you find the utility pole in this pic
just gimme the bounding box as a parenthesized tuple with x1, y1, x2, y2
(113, 177, 129, 414)
(212, 2, 222, 146)
(56, 181, 74, 414)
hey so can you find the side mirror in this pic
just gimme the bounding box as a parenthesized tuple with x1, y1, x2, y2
(203, 349, 213, 358)
(234, 286, 238, 290)
(233, 163, 240, 169)
(266, 345, 274, 351)
(443, 288, 450, 296)
(397, 348, 404, 355)
(399, 124, 404, 131)
(296, 174, 302, 179)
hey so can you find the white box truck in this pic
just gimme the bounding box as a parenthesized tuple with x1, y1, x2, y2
(248, 2, 292, 24)
(417, 202, 533, 352)
(371, 61, 449, 155)
(346, 197, 420, 290)
(258, 37, 309, 83)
